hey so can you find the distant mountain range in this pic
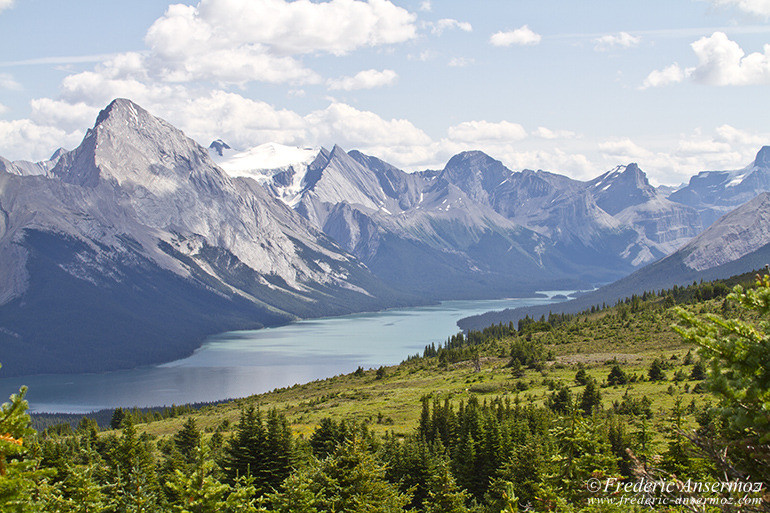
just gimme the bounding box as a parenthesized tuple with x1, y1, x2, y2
(458, 192, 770, 331)
(2, 98, 769, 375)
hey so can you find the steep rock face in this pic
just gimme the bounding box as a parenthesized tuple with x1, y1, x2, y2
(670, 146, 770, 226)
(588, 163, 656, 216)
(0, 99, 408, 376)
(681, 192, 770, 271)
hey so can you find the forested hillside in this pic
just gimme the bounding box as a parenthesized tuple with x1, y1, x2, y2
(1, 271, 768, 511)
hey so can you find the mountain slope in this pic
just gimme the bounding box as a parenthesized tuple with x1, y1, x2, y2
(458, 192, 770, 331)
(218, 144, 601, 298)
(438, 153, 701, 269)
(0, 99, 411, 376)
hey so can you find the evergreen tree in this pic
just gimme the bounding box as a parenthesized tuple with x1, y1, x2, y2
(422, 457, 469, 513)
(675, 273, 770, 482)
(269, 438, 410, 513)
(309, 417, 355, 459)
(165, 442, 258, 513)
(574, 367, 589, 386)
(606, 365, 628, 386)
(173, 418, 202, 465)
(110, 408, 126, 430)
(0, 380, 55, 512)
(689, 360, 706, 380)
(546, 385, 572, 414)
(648, 357, 667, 381)
(578, 379, 601, 416)
(220, 406, 292, 496)
(102, 418, 160, 512)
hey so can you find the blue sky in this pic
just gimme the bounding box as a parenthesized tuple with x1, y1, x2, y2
(1, 0, 769, 184)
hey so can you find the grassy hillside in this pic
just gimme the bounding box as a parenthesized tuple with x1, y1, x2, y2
(125, 273, 743, 441)
(12, 269, 768, 512)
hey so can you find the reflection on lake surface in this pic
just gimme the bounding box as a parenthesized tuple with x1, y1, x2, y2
(0, 293, 568, 413)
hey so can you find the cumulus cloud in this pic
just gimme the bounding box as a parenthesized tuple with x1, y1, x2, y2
(141, 0, 417, 85)
(0, 73, 22, 90)
(689, 32, 770, 85)
(0, 103, 7, 114)
(593, 32, 640, 51)
(642, 64, 686, 89)
(643, 32, 770, 88)
(424, 18, 472, 35)
(307, 102, 432, 149)
(327, 69, 398, 90)
(447, 120, 527, 142)
(0, 118, 83, 161)
(0, 0, 13, 13)
(148, 0, 417, 56)
(489, 25, 541, 47)
(707, 0, 770, 17)
(419, 1, 431, 11)
(599, 138, 653, 159)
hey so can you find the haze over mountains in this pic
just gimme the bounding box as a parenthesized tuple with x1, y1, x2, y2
(2, 98, 769, 375)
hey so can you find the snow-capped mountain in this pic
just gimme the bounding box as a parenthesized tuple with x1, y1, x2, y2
(669, 146, 770, 226)
(210, 142, 321, 206)
(0, 99, 408, 376)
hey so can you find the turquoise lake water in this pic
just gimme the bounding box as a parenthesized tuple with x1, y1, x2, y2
(0, 293, 567, 413)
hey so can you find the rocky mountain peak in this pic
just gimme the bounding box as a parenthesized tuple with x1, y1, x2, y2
(209, 139, 231, 157)
(590, 163, 656, 216)
(754, 146, 770, 168)
(439, 151, 512, 205)
(52, 98, 218, 189)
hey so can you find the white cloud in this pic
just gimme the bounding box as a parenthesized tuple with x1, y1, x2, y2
(419, 1, 431, 11)
(0, 103, 7, 114)
(0, 118, 82, 161)
(707, 0, 770, 17)
(489, 25, 541, 47)
(714, 123, 770, 146)
(307, 102, 432, 150)
(139, 0, 417, 85)
(327, 69, 398, 90)
(148, 0, 417, 57)
(0, 0, 13, 13)
(533, 126, 576, 139)
(29, 99, 98, 133)
(425, 18, 472, 35)
(0, 73, 21, 90)
(641, 63, 685, 89)
(448, 57, 474, 67)
(643, 32, 770, 88)
(593, 32, 640, 51)
(689, 32, 770, 85)
(599, 138, 653, 159)
(447, 120, 527, 142)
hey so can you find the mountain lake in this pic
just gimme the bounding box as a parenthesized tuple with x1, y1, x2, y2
(0, 293, 570, 413)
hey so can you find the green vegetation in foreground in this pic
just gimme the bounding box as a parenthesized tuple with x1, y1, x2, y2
(1, 271, 768, 511)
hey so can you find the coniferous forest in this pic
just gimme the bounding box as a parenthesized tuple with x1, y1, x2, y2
(1, 272, 768, 511)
